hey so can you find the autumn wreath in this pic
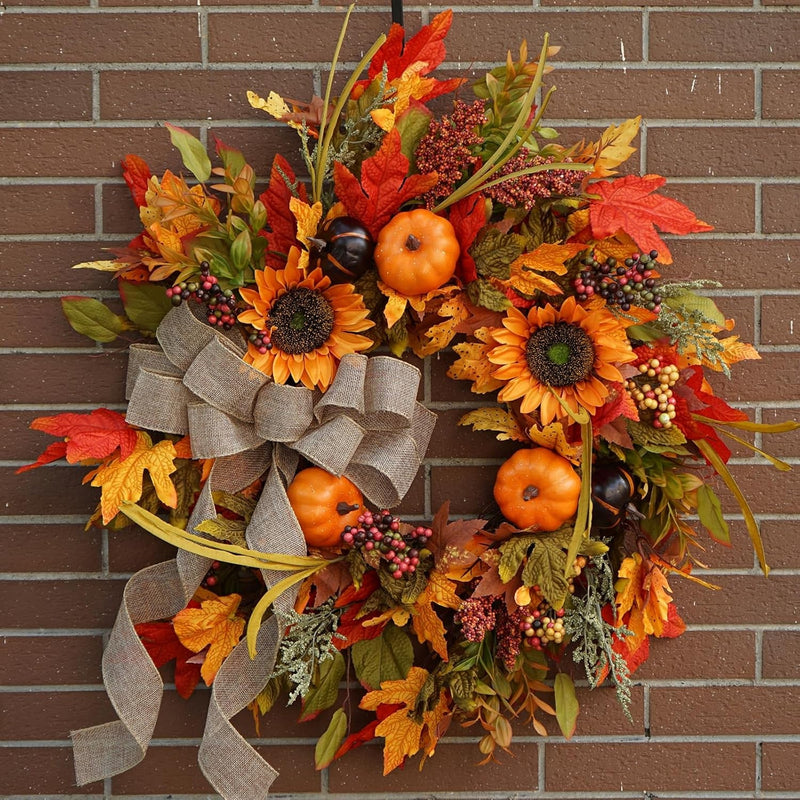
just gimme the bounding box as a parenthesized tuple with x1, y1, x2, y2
(20, 8, 797, 798)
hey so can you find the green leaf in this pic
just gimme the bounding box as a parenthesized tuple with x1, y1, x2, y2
(498, 533, 538, 583)
(166, 123, 211, 183)
(314, 707, 347, 770)
(351, 624, 414, 691)
(696, 484, 731, 545)
(396, 106, 433, 166)
(520, 528, 572, 609)
(537, 126, 559, 140)
(60, 297, 128, 343)
(214, 137, 247, 178)
(471, 228, 526, 279)
(300, 650, 345, 721)
(211, 490, 256, 522)
(627, 420, 687, 450)
(467, 277, 512, 313)
(664, 289, 725, 327)
(579, 538, 610, 558)
(195, 515, 248, 548)
(554, 673, 579, 739)
(254, 674, 286, 715)
(169, 459, 201, 530)
(118, 280, 173, 334)
(230, 230, 253, 272)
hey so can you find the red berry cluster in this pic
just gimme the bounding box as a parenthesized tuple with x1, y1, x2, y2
(164, 261, 239, 330)
(202, 560, 222, 589)
(248, 328, 273, 354)
(574, 251, 662, 313)
(342, 510, 432, 580)
(520, 600, 566, 650)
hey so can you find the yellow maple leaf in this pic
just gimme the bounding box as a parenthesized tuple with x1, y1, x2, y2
(173, 593, 245, 685)
(289, 197, 323, 271)
(247, 90, 302, 130)
(412, 593, 449, 661)
(420, 690, 452, 758)
(420, 293, 471, 356)
(615, 553, 675, 641)
(572, 116, 641, 178)
(511, 242, 585, 277)
(91, 431, 177, 524)
(361, 666, 429, 774)
(527, 422, 582, 462)
(449, 328, 504, 394)
(370, 108, 396, 133)
(684, 334, 761, 372)
(379, 281, 458, 329)
(459, 407, 528, 442)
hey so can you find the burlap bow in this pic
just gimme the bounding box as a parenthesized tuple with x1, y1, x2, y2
(72, 302, 436, 798)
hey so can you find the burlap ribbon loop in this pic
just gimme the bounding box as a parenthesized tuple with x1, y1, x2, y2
(72, 303, 436, 799)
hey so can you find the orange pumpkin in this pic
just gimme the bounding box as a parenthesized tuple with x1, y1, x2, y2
(287, 466, 364, 548)
(374, 208, 460, 296)
(493, 448, 581, 531)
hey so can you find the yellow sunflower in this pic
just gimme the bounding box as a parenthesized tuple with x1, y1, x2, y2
(238, 247, 373, 391)
(487, 296, 635, 424)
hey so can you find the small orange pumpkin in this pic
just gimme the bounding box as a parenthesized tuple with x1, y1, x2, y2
(493, 448, 581, 531)
(287, 466, 364, 548)
(374, 208, 460, 296)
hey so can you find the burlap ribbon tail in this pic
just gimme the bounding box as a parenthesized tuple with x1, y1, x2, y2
(71, 303, 436, 798)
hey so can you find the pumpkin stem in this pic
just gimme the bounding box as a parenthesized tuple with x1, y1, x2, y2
(522, 485, 539, 502)
(405, 234, 421, 251)
(336, 501, 361, 516)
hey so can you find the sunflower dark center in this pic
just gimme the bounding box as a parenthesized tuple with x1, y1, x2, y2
(268, 287, 335, 354)
(525, 321, 595, 386)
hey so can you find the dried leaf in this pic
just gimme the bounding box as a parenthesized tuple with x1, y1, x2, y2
(526, 422, 581, 462)
(315, 708, 348, 770)
(459, 407, 527, 442)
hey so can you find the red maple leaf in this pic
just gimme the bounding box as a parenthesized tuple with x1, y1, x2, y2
(121, 154, 152, 208)
(365, 10, 464, 103)
(18, 409, 138, 472)
(448, 194, 486, 284)
(333, 129, 438, 238)
(258, 154, 308, 269)
(333, 702, 403, 762)
(588, 174, 712, 264)
(135, 619, 202, 699)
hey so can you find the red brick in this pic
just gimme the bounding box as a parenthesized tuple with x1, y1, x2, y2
(546, 741, 755, 792)
(651, 686, 797, 736)
(103, 183, 141, 234)
(0, 71, 92, 121)
(2, 467, 100, 518)
(0, 241, 126, 291)
(0, 691, 116, 740)
(667, 239, 800, 289)
(763, 631, 800, 679)
(0, 13, 202, 64)
(0, 747, 96, 795)
(676, 574, 798, 625)
(430, 351, 481, 403)
(0, 298, 98, 348)
(208, 11, 419, 64)
(762, 743, 800, 791)
(445, 12, 642, 63)
(0, 184, 95, 235)
(714, 462, 800, 514)
(208, 124, 308, 178)
(394, 470, 426, 517)
(541, 684, 645, 736)
(329, 741, 538, 794)
(763, 69, 800, 119)
(758, 409, 800, 459)
(2, 524, 101, 572)
(714, 293, 756, 341)
(0, 352, 127, 404)
(636, 630, 755, 679)
(111, 744, 321, 794)
(2, 410, 84, 461)
(664, 182, 755, 234)
(702, 352, 800, 404)
(100, 68, 314, 120)
(547, 69, 754, 121)
(108, 527, 177, 573)
(762, 184, 800, 234)
(0, 635, 104, 685)
(650, 12, 799, 62)
(648, 127, 800, 178)
(761, 295, 800, 345)
(761, 519, 800, 570)
(431, 465, 497, 517)
(427, 408, 518, 460)
(0, 578, 125, 628)
(0, 127, 189, 178)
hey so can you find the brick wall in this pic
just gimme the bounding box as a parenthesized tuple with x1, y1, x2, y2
(1, 1, 798, 798)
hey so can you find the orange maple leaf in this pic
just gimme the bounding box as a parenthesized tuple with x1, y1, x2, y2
(615, 553, 678, 640)
(90, 430, 178, 523)
(571, 116, 642, 179)
(448, 327, 504, 394)
(173, 593, 245, 685)
(589, 174, 713, 264)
